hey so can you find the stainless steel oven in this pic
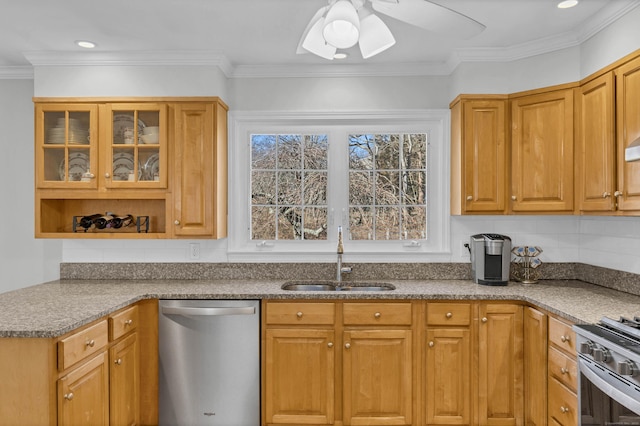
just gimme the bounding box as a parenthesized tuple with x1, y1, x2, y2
(574, 317, 640, 425)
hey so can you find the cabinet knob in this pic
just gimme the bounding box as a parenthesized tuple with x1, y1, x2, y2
(560, 335, 570, 343)
(511, 195, 517, 201)
(114, 358, 122, 365)
(614, 190, 623, 197)
(105, 173, 110, 178)
(345, 343, 351, 349)
(174, 220, 180, 225)
(124, 319, 133, 326)
(481, 317, 488, 323)
(560, 367, 568, 375)
(602, 192, 611, 198)
(374, 312, 381, 319)
(446, 312, 453, 318)
(428, 341, 434, 347)
(296, 311, 303, 318)
(327, 342, 334, 348)
(85, 339, 95, 348)
(560, 406, 570, 414)
(64, 392, 74, 401)
(466, 195, 473, 201)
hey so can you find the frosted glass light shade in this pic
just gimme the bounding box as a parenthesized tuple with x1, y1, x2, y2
(302, 17, 337, 60)
(358, 13, 395, 58)
(323, 0, 360, 49)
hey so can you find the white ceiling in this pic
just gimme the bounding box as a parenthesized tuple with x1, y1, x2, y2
(1, 0, 638, 77)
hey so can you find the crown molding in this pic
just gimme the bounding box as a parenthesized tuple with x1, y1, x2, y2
(0, 66, 33, 79)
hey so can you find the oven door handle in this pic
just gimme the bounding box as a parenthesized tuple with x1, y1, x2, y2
(579, 358, 640, 416)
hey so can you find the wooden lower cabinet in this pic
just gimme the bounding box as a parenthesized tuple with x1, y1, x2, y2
(109, 332, 140, 426)
(57, 351, 110, 426)
(343, 329, 413, 425)
(524, 307, 548, 425)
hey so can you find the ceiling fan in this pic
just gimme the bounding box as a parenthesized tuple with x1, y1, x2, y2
(297, 0, 485, 60)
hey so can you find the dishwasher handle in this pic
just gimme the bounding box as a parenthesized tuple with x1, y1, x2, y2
(162, 306, 256, 317)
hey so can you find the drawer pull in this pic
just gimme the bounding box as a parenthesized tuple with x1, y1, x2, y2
(85, 339, 95, 348)
(327, 342, 334, 348)
(481, 317, 488, 323)
(560, 406, 570, 414)
(296, 311, 303, 318)
(114, 358, 122, 365)
(124, 319, 133, 326)
(374, 312, 381, 319)
(429, 341, 434, 347)
(446, 312, 452, 318)
(64, 392, 74, 401)
(466, 195, 473, 201)
(560, 335, 571, 343)
(560, 367, 568, 375)
(345, 343, 351, 349)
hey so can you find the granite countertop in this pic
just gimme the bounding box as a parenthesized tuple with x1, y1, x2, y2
(2, 278, 640, 338)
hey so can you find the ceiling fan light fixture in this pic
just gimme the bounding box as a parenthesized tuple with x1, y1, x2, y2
(75, 40, 96, 49)
(557, 0, 578, 8)
(323, 0, 360, 49)
(302, 16, 337, 60)
(358, 11, 395, 58)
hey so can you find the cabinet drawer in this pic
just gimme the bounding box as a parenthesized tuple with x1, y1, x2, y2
(549, 317, 576, 356)
(343, 303, 412, 326)
(548, 346, 577, 393)
(427, 303, 471, 326)
(58, 320, 108, 371)
(548, 377, 577, 426)
(266, 302, 335, 325)
(109, 305, 139, 341)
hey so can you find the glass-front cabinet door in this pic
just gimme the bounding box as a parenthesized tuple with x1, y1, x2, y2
(104, 104, 167, 189)
(35, 104, 98, 189)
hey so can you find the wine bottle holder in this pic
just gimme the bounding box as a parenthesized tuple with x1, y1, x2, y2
(72, 215, 149, 233)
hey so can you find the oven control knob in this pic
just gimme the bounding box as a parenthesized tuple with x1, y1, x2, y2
(617, 360, 638, 377)
(593, 347, 611, 363)
(579, 341, 594, 355)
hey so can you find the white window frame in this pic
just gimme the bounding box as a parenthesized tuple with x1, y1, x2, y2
(228, 110, 451, 262)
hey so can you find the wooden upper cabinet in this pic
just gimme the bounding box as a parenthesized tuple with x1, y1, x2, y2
(451, 96, 508, 214)
(511, 88, 575, 212)
(616, 55, 640, 211)
(172, 101, 228, 238)
(576, 72, 616, 212)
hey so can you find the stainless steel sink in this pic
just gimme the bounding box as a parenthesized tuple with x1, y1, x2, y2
(281, 281, 395, 292)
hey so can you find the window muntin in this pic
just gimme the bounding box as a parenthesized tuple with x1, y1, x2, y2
(250, 133, 328, 240)
(348, 133, 427, 240)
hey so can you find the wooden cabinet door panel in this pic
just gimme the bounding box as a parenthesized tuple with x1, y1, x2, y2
(511, 90, 574, 212)
(524, 306, 547, 426)
(343, 329, 412, 425)
(616, 56, 640, 211)
(109, 333, 139, 426)
(478, 304, 524, 426)
(425, 328, 471, 425)
(265, 328, 335, 424)
(576, 72, 616, 212)
(58, 352, 109, 426)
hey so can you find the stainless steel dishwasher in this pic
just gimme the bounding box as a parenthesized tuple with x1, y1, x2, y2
(158, 299, 260, 426)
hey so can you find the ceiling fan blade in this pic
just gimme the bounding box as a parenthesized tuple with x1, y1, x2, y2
(296, 5, 331, 54)
(371, 0, 485, 39)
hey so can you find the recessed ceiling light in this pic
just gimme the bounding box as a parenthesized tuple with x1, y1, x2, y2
(557, 0, 578, 9)
(334, 52, 348, 59)
(75, 40, 96, 49)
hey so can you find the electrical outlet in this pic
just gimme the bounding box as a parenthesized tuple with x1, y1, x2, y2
(460, 241, 470, 258)
(189, 243, 200, 260)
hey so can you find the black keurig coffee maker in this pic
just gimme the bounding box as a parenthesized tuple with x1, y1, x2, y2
(469, 234, 511, 286)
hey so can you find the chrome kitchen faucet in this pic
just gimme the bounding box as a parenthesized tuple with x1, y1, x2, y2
(336, 226, 352, 282)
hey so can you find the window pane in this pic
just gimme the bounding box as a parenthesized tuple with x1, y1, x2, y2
(349, 132, 427, 240)
(277, 134, 301, 169)
(303, 207, 327, 240)
(252, 206, 275, 240)
(349, 171, 373, 205)
(251, 134, 276, 169)
(375, 134, 400, 169)
(304, 135, 328, 169)
(278, 171, 302, 204)
(251, 171, 276, 205)
(277, 206, 302, 239)
(304, 172, 327, 204)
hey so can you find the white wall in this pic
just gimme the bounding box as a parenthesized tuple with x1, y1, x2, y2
(0, 80, 61, 293)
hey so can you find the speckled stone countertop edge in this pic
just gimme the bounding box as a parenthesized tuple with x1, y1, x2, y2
(1, 279, 639, 338)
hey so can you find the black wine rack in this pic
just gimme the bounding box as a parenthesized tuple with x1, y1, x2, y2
(72, 215, 149, 233)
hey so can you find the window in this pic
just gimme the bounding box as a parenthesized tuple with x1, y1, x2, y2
(229, 111, 449, 261)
